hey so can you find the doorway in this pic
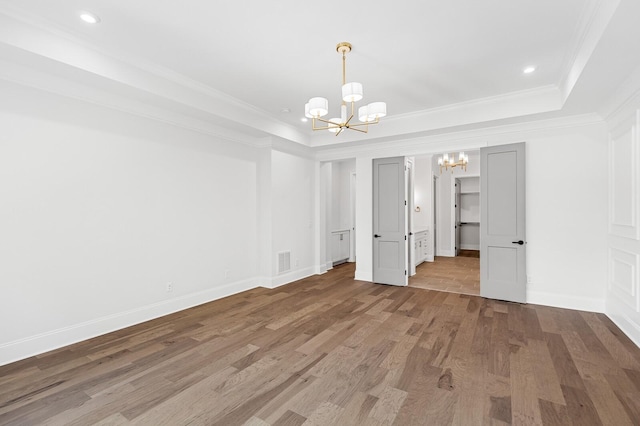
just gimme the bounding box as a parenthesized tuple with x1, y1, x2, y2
(407, 145, 526, 302)
(325, 159, 357, 273)
(409, 153, 480, 295)
(369, 144, 526, 302)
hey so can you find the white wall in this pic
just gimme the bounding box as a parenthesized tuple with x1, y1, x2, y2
(412, 156, 432, 230)
(331, 162, 341, 229)
(257, 147, 273, 284)
(525, 126, 607, 311)
(354, 156, 373, 282)
(0, 82, 261, 365)
(270, 149, 316, 287)
(339, 160, 356, 231)
(317, 162, 332, 272)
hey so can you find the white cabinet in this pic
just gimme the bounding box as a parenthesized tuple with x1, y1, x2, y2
(414, 230, 429, 266)
(331, 230, 350, 264)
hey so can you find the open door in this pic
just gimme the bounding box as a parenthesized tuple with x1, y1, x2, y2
(373, 156, 408, 286)
(480, 142, 526, 303)
(455, 178, 461, 256)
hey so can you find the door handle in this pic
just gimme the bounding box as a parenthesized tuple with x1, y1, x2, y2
(374, 234, 381, 238)
(512, 240, 524, 245)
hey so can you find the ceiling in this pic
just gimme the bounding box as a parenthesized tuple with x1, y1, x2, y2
(0, 0, 639, 147)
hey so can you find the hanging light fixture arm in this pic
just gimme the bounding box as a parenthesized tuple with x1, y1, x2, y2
(305, 42, 386, 135)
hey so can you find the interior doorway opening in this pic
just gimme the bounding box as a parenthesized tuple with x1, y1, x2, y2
(324, 159, 357, 276)
(408, 152, 480, 296)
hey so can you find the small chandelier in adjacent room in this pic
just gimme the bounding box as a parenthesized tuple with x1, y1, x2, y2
(438, 152, 469, 173)
(305, 42, 387, 136)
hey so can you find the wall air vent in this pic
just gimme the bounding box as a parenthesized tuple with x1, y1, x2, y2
(277, 251, 291, 274)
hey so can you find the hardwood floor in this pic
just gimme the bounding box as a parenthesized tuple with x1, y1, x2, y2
(410, 254, 480, 296)
(1, 263, 639, 425)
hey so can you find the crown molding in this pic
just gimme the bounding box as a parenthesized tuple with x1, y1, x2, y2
(0, 9, 310, 147)
(314, 113, 604, 162)
(0, 52, 271, 148)
(310, 85, 562, 148)
(558, 0, 621, 103)
(601, 63, 640, 127)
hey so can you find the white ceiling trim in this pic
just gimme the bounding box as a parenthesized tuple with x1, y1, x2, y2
(0, 10, 310, 146)
(558, 0, 621, 103)
(601, 62, 640, 127)
(309, 85, 562, 148)
(0, 51, 274, 148)
(314, 113, 604, 162)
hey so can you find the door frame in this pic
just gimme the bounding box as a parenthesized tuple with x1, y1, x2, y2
(406, 158, 416, 276)
(349, 171, 356, 262)
(433, 174, 439, 258)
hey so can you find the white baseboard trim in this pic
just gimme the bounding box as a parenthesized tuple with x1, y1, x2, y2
(0, 278, 259, 367)
(265, 266, 315, 289)
(256, 276, 273, 288)
(355, 270, 372, 282)
(437, 250, 456, 257)
(460, 245, 480, 250)
(607, 311, 640, 349)
(314, 262, 332, 275)
(526, 290, 605, 313)
(606, 298, 640, 348)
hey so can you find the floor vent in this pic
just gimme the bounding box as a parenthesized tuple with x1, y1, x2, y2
(277, 251, 291, 274)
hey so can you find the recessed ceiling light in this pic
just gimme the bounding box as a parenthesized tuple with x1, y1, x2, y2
(523, 66, 536, 74)
(301, 117, 308, 122)
(280, 108, 291, 113)
(79, 12, 100, 24)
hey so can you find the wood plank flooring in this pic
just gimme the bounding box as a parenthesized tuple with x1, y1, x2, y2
(410, 254, 480, 296)
(1, 263, 639, 425)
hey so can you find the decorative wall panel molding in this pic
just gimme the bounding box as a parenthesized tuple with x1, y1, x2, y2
(609, 110, 640, 239)
(608, 247, 640, 312)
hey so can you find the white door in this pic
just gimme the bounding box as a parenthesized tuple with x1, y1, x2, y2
(373, 157, 408, 286)
(455, 178, 461, 256)
(480, 142, 526, 303)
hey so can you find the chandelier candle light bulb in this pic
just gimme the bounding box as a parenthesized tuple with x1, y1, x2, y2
(438, 151, 469, 173)
(306, 42, 386, 136)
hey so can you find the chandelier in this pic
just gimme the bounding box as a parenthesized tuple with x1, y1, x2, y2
(305, 42, 387, 136)
(438, 152, 469, 173)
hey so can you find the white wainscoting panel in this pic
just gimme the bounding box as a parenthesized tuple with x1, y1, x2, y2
(608, 247, 640, 312)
